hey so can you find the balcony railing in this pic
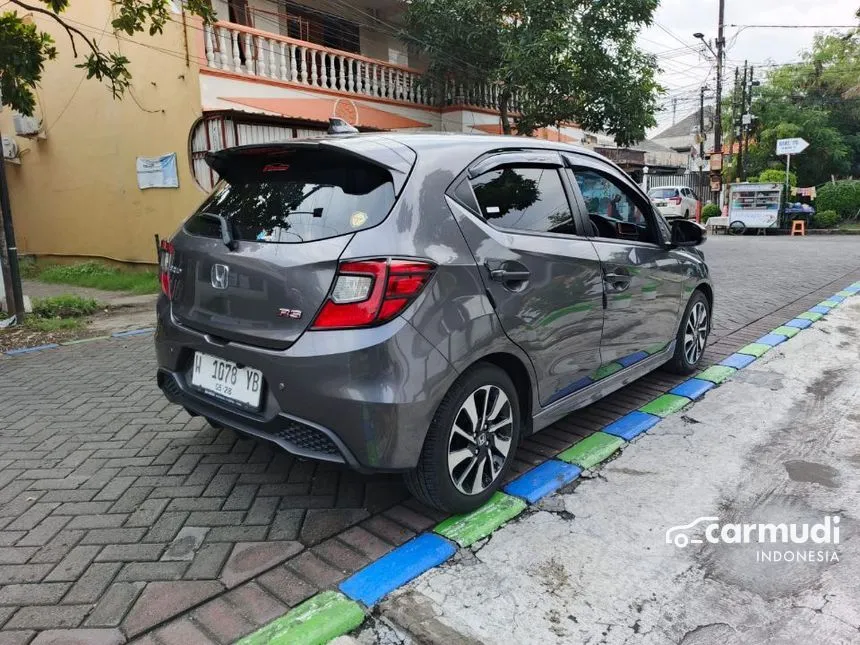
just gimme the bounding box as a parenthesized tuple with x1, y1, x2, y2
(202, 21, 521, 112)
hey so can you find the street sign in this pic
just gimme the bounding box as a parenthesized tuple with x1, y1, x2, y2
(776, 138, 809, 156)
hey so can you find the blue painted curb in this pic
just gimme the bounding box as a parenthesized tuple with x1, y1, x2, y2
(845, 286, 860, 294)
(756, 333, 787, 347)
(4, 343, 60, 356)
(503, 460, 581, 503)
(808, 305, 831, 315)
(829, 294, 846, 303)
(112, 327, 156, 338)
(601, 410, 661, 440)
(670, 378, 716, 400)
(617, 351, 649, 368)
(339, 533, 456, 606)
(719, 353, 757, 369)
(785, 318, 813, 329)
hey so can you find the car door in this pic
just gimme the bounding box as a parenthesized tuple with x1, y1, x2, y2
(680, 188, 695, 218)
(562, 153, 685, 368)
(447, 150, 605, 407)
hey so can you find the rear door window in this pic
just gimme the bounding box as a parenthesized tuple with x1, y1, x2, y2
(185, 150, 396, 244)
(649, 188, 679, 199)
(468, 166, 576, 236)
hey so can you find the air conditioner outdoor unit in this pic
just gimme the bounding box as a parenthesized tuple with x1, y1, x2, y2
(13, 113, 42, 138)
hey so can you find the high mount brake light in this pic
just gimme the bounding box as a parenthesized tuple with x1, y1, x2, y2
(311, 259, 435, 329)
(158, 240, 175, 298)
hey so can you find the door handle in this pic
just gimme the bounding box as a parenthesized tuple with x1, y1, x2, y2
(489, 268, 531, 282)
(604, 272, 631, 291)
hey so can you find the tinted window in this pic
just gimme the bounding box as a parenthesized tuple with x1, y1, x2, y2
(571, 169, 657, 244)
(469, 167, 575, 235)
(648, 188, 680, 199)
(185, 150, 395, 244)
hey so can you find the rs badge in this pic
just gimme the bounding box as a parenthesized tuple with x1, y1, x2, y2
(278, 308, 303, 319)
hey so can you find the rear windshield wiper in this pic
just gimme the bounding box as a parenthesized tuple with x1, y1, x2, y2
(200, 212, 237, 251)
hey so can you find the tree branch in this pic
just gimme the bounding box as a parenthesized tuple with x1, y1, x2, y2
(8, 0, 100, 59)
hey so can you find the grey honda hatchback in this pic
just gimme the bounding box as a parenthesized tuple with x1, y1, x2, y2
(155, 131, 712, 513)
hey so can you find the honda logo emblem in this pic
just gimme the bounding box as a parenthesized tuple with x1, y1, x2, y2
(211, 264, 230, 290)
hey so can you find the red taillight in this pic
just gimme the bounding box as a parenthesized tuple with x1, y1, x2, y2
(159, 240, 174, 298)
(669, 196, 682, 205)
(312, 259, 435, 330)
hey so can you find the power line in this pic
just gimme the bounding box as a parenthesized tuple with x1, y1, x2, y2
(728, 24, 859, 29)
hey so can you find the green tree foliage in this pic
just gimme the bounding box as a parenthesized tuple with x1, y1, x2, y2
(701, 203, 721, 223)
(0, 1, 214, 116)
(812, 209, 839, 228)
(402, 0, 661, 145)
(743, 28, 860, 185)
(750, 169, 797, 187)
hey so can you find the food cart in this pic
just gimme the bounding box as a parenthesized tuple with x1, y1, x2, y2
(727, 182, 783, 234)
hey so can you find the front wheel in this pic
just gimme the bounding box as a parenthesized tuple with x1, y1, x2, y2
(728, 220, 746, 235)
(405, 364, 521, 513)
(665, 291, 711, 374)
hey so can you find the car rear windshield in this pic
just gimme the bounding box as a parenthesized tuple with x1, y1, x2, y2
(648, 188, 680, 198)
(185, 149, 396, 244)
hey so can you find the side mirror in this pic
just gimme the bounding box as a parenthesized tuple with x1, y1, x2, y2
(669, 219, 706, 247)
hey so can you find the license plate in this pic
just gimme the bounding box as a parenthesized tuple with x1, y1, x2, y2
(656, 201, 667, 207)
(191, 352, 263, 408)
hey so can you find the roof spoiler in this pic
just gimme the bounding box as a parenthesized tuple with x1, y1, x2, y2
(204, 137, 416, 193)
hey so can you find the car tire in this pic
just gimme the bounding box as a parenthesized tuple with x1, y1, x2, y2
(665, 290, 711, 374)
(405, 364, 521, 513)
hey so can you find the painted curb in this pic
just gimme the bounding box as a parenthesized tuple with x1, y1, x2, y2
(235, 590, 364, 645)
(230, 284, 857, 644)
(339, 533, 456, 606)
(696, 365, 736, 384)
(434, 492, 527, 547)
(112, 327, 156, 338)
(4, 343, 59, 356)
(601, 410, 661, 440)
(737, 342, 771, 358)
(797, 311, 824, 322)
(670, 378, 716, 400)
(503, 460, 582, 504)
(639, 393, 690, 418)
(557, 432, 625, 470)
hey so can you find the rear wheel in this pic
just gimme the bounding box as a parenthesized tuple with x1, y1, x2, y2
(728, 220, 746, 235)
(665, 291, 710, 374)
(405, 364, 520, 513)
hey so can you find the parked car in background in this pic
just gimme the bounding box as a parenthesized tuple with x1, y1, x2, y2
(155, 129, 712, 513)
(648, 186, 700, 219)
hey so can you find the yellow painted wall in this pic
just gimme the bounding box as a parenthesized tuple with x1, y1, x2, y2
(0, 2, 207, 265)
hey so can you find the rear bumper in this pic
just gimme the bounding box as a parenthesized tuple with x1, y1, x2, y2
(657, 206, 686, 218)
(154, 298, 456, 471)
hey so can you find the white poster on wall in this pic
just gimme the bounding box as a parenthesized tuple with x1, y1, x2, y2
(136, 153, 179, 189)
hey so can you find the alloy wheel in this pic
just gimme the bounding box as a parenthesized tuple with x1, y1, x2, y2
(684, 301, 709, 365)
(447, 385, 514, 495)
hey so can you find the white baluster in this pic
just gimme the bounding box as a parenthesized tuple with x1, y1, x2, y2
(371, 64, 378, 96)
(217, 27, 230, 70)
(289, 44, 298, 82)
(407, 73, 414, 102)
(298, 46, 308, 84)
(310, 49, 318, 86)
(204, 24, 215, 68)
(349, 59, 356, 93)
(257, 37, 267, 77)
(338, 56, 346, 91)
(320, 52, 328, 88)
(231, 30, 241, 72)
(362, 62, 370, 95)
(397, 71, 404, 100)
(243, 33, 254, 75)
(278, 42, 288, 80)
(269, 40, 277, 80)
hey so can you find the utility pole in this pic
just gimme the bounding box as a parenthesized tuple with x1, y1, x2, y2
(699, 87, 706, 164)
(713, 0, 726, 203)
(737, 60, 749, 181)
(729, 67, 740, 181)
(672, 97, 678, 125)
(742, 65, 755, 181)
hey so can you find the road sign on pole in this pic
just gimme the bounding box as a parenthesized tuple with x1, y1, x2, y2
(776, 138, 809, 156)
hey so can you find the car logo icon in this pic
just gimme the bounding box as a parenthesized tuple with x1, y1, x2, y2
(211, 264, 229, 290)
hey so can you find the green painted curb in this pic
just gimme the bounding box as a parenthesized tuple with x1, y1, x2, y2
(797, 311, 823, 322)
(235, 591, 364, 645)
(557, 432, 624, 469)
(738, 342, 771, 357)
(696, 365, 736, 384)
(835, 290, 854, 298)
(60, 336, 111, 346)
(434, 492, 527, 547)
(771, 325, 800, 338)
(640, 394, 690, 418)
(819, 300, 840, 308)
(592, 362, 623, 380)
